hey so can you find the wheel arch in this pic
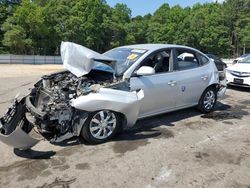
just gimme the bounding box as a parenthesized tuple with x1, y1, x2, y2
(71, 88, 144, 128)
(207, 83, 220, 92)
(197, 84, 218, 113)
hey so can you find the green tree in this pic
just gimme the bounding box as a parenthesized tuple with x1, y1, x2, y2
(2, 0, 47, 54)
(42, 0, 75, 54)
(223, 0, 250, 56)
(2, 25, 32, 53)
(188, 3, 230, 56)
(240, 23, 250, 49)
(126, 14, 151, 44)
(147, 3, 171, 43)
(1, 0, 249, 57)
(0, 0, 19, 53)
(66, 0, 112, 52)
(107, 3, 132, 48)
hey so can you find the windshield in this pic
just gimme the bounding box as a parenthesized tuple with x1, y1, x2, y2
(94, 48, 147, 76)
(239, 55, 250, 63)
(240, 54, 250, 58)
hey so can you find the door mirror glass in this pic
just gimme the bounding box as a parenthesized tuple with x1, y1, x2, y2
(136, 66, 155, 76)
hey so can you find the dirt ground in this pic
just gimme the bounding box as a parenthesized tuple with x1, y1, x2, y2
(0, 64, 250, 188)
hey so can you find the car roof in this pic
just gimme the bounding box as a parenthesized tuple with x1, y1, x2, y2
(118, 44, 200, 52)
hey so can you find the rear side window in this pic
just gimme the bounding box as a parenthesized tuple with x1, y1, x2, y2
(196, 53, 209, 65)
(176, 50, 199, 71)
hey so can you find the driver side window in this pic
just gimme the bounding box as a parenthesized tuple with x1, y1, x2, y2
(140, 50, 171, 74)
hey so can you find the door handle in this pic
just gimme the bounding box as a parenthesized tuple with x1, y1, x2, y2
(168, 80, 177, 86)
(201, 75, 208, 81)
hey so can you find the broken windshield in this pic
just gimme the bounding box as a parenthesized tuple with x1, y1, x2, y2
(94, 48, 147, 76)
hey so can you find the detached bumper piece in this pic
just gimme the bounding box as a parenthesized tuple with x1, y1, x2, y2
(0, 98, 39, 150)
(216, 79, 227, 99)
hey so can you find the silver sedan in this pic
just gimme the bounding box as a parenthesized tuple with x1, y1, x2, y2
(0, 43, 226, 149)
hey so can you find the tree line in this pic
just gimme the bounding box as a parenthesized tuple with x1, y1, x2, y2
(0, 0, 249, 58)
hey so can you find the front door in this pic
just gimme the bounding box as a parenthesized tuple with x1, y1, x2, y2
(129, 49, 177, 118)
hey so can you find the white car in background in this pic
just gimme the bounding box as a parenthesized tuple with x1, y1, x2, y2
(233, 54, 250, 64)
(226, 55, 250, 87)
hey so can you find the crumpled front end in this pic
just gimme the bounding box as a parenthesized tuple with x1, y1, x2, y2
(0, 98, 39, 150)
(0, 69, 131, 149)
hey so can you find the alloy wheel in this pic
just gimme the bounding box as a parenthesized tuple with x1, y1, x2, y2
(203, 90, 216, 110)
(89, 110, 117, 140)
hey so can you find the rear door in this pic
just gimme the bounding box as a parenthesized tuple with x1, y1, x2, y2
(172, 48, 211, 107)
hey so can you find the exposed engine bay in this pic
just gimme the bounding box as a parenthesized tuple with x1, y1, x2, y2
(31, 70, 127, 137)
(28, 70, 125, 141)
(0, 42, 144, 150)
(0, 69, 129, 149)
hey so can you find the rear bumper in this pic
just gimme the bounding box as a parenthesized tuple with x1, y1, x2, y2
(217, 79, 227, 99)
(227, 82, 250, 88)
(0, 98, 39, 150)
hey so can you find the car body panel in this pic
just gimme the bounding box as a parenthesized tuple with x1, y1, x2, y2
(130, 73, 177, 117)
(61, 42, 116, 77)
(0, 123, 39, 150)
(206, 54, 227, 71)
(227, 63, 250, 73)
(172, 65, 211, 107)
(217, 79, 227, 99)
(71, 88, 144, 126)
(0, 99, 40, 150)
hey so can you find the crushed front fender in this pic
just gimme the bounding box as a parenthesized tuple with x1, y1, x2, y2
(0, 98, 39, 150)
(70, 88, 144, 127)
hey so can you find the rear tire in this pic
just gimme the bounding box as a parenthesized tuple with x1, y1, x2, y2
(198, 87, 217, 113)
(81, 110, 121, 144)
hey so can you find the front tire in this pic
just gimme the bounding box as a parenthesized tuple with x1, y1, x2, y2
(81, 110, 120, 144)
(198, 87, 217, 113)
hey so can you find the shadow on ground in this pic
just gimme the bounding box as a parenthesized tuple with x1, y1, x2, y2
(15, 101, 242, 158)
(227, 85, 250, 92)
(52, 106, 204, 147)
(53, 101, 240, 148)
(13, 148, 56, 159)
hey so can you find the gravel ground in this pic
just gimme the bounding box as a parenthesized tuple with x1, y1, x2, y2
(0, 65, 250, 188)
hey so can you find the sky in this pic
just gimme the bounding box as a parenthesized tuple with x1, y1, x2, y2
(106, 0, 223, 17)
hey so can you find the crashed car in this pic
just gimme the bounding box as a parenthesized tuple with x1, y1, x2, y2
(0, 42, 226, 149)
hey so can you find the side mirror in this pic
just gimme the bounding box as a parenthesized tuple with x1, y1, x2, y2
(136, 66, 155, 76)
(210, 58, 215, 62)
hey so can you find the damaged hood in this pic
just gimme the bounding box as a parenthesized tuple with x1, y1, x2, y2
(61, 42, 116, 77)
